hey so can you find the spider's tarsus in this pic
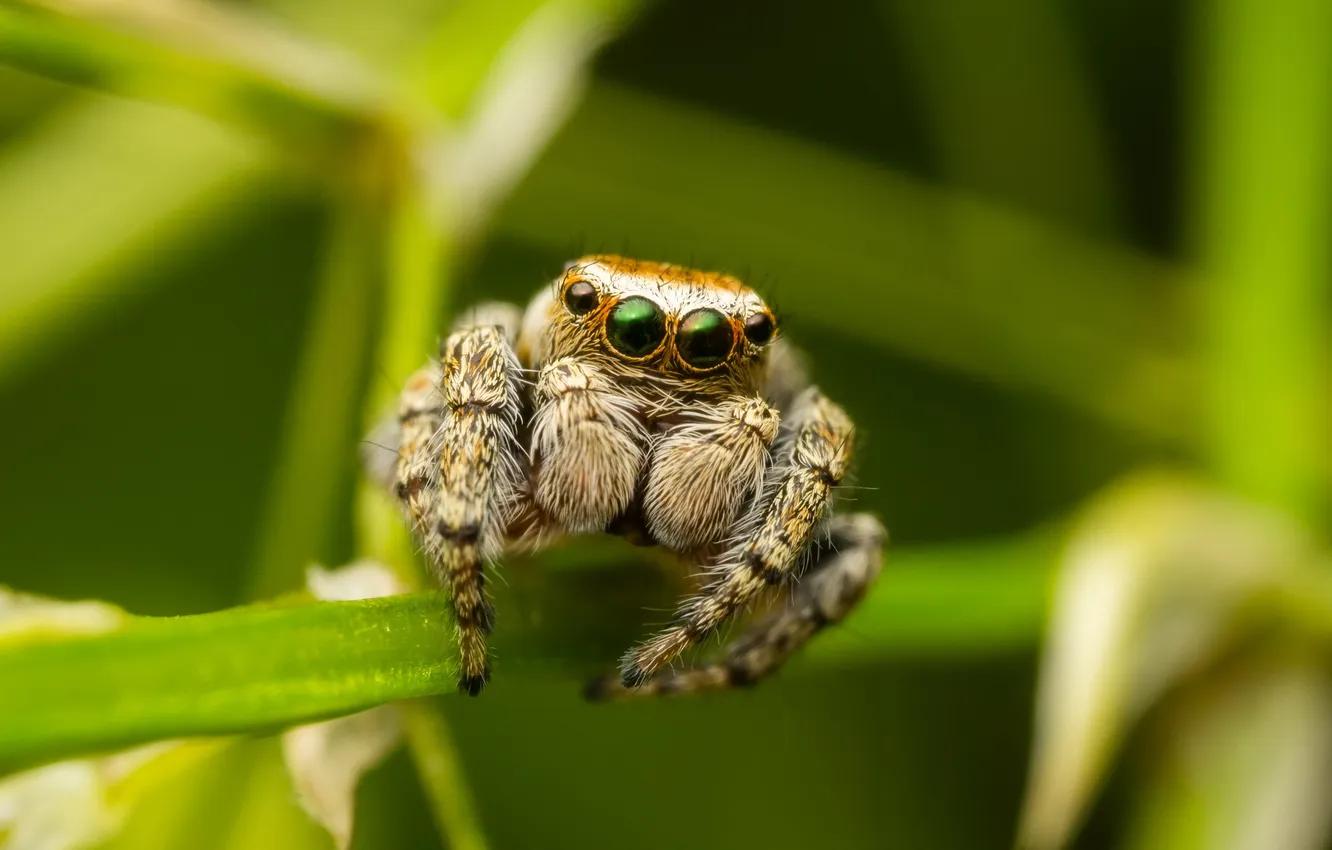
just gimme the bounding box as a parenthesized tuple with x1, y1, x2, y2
(459, 670, 490, 697)
(619, 661, 652, 690)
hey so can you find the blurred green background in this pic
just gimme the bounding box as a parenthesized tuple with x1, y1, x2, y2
(0, 0, 1328, 848)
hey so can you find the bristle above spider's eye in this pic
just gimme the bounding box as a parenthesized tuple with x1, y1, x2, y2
(606, 296, 666, 357)
(743, 312, 775, 346)
(677, 308, 735, 368)
(563, 280, 599, 315)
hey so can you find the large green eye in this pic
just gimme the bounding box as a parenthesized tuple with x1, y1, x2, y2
(606, 296, 666, 358)
(677, 308, 735, 369)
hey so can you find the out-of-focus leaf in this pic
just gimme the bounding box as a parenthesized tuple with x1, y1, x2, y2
(877, 0, 1120, 233)
(1017, 472, 1316, 850)
(282, 706, 401, 850)
(398, 700, 489, 850)
(1124, 656, 1332, 850)
(0, 0, 394, 154)
(808, 531, 1056, 665)
(1194, 0, 1332, 525)
(0, 96, 270, 385)
(0, 740, 213, 850)
(220, 739, 329, 850)
(498, 82, 1192, 440)
(0, 587, 124, 644)
(246, 201, 383, 598)
(364, 0, 641, 427)
(442, 1, 632, 235)
(303, 561, 409, 603)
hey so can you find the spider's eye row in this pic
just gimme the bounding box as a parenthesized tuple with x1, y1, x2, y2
(606, 296, 666, 358)
(743, 311, 776, 346)
(563, 280, 599, 315)
(677, 308, 735, 369)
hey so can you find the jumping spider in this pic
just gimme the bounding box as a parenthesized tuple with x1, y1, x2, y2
(385, 256, 885, 699)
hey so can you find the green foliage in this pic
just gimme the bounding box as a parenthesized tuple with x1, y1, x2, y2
(0, 0, 1328, 848)
(0, 594, 455, 772)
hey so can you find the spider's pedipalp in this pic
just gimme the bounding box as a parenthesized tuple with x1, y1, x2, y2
(619, 387, 855, 686)
(643, 395, 779, 551)
(531, 357, 646, 533)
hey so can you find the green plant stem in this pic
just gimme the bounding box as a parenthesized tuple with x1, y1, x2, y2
(0, 594, 456, 773)
(1195, 0, 1332, 527)
(0, 537, 1057, 774)
(400, 700, 490, 850)
(248, 198, 385, 598)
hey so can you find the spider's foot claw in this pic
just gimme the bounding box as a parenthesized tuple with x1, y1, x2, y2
(458, 668, 490, 697)
(619, 661, 652, 690)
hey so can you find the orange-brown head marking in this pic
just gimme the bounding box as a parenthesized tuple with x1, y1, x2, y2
(551, 255, 778, 380)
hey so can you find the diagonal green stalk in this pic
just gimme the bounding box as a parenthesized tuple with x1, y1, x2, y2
(400, 700, 490, 850)
(0, 1, 397, 157)
(248, 195, 386, 598)
(1194, 0, 1332, 528)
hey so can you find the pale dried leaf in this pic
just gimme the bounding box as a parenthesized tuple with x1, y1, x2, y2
(440, 2, 613, 232)
(1124, 658, 1332, 850)
(281, 706, 403, 850)
(305, 561, 408, 602)
(0, 587, 125, 644)
(1018, 472, 1312, 850)
(0, 743, 180, 850)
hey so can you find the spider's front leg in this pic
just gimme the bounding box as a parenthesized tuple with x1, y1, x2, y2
(396, 306, 525, 696)
(612, 387, 878, 692)
(590, 513, 884, 699)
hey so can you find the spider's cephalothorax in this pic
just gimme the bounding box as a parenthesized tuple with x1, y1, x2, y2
(386, 256, 885, 698)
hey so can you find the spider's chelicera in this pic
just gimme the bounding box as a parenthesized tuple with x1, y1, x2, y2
(384, 256, 885, 699)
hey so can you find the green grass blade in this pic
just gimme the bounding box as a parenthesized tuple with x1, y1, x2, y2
(0, 594, 455, 772)
(400, 700, 491, 850)
(1193, 0, 1332, 526)
(499, 82, 1191, 440)
(248, 200, 384, 597)
(878, 0, 1120, 233)
(0, 535, 1056, 773)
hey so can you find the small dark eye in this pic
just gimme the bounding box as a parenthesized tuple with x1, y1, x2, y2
(606, 296, 666, 358)
(677, 308, 736, 369)
(743, 312, 775, 346)
(563, 280, 599, 315)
